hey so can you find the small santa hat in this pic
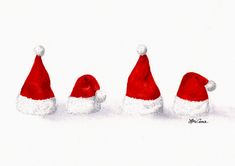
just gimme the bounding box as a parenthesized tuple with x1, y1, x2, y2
(67, 74, 106, 114)
(173, 72, 216, 116)
(16, 45, 56, 115)
(123, 45, 163, 114)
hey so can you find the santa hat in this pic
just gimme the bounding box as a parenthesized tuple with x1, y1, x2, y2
(173, 72, 216, 116)
(67, 74, 106, 114)
(123, 45, 163, 114)
(16, 45, 56, 115)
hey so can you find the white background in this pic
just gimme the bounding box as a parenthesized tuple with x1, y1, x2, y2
(1, 0, 235, 165)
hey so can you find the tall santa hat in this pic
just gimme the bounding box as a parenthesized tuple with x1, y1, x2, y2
(67, 74, 106, 114)
(16, 45, 56, 115)
(122, 45, 163, 114)
(173, 72, 216, 116)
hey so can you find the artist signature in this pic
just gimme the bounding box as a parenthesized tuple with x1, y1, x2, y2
(188, 118, 208, 124)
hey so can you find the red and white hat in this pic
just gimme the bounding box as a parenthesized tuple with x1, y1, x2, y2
(123, 45, 163, 114)
(67, 74, 106, 114)
(173, 72, 216, 116)
(16, 45, 56, 115)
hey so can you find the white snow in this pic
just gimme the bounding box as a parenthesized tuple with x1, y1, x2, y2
(1, 99, 235, 166)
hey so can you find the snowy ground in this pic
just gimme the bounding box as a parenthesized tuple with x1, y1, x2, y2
(1, 100, 235, 166)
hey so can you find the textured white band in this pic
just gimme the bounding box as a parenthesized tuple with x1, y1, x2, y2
(172, 96, 209, 117)
(67, 97, 102, 114)
(16, 95, 56, 115)
(122, 96, 163, 114)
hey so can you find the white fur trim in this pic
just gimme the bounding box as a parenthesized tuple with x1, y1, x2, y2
(95, 90, 106, 103)
(172, 96, 209, 117)
(16, 95, 56, 115)
(137, 44, 147, 55)
(34, 45, 45, 56)
(205, 80, 216, 92)
(67, 96, 103, 114)
(122, 96, 163, 114)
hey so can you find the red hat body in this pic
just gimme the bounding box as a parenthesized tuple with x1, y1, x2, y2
(17, 46, 56, 116)
(67, 74, 106, 114)
(126, 55, 161, 100)
(177, 72, 209, 101)
(173, 72, 216, 116)
(123, 46, 163, 115)
(70, 74, 100, 98)
(20, 56, 55, 100)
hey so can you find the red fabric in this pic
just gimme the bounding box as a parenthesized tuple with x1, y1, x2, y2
(177, 72, 209, 101)
(70, 74, 100, 98)
(20, 56, 55, 100)
(126, 55, 161, 100)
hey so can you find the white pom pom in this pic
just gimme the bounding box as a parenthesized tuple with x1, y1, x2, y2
(95, 90, 106, 103)
(34, 45, 45, 56)
(205, 80, 216, 91)
(137, 44, 147, 55)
